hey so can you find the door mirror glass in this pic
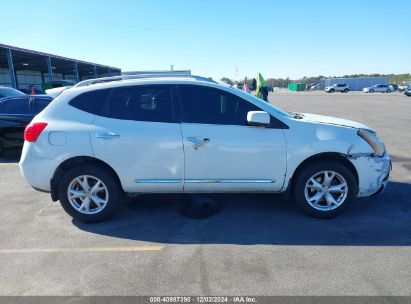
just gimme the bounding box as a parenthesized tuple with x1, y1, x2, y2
(247, 111, 270, 126)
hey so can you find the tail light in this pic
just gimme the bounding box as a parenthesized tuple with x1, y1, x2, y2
(24, 122, 48, 142)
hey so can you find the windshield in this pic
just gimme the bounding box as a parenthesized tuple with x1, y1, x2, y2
(0, 87, 25, 98)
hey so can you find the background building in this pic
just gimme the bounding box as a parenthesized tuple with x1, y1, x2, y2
(325, 77, 388, 91)
(0, 44, 121, 92)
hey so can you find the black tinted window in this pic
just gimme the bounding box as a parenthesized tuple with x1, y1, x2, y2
(4, 99, 30, 114)
(180, 86, 260, 126)
(34, 98, 51, 114)
(69, 89, 109, 114)
(106, 85, 174, 123)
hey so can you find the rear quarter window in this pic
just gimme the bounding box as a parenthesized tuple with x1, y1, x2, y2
(68, 89, 110, 114)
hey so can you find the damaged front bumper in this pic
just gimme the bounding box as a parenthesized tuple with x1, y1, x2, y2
(348, 152, 391, 198)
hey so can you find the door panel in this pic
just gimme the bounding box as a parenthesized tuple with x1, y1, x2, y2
(178, 85, 287, 192)
(90, 118, 184, 192)
(181, 123, 286, 192)
(90, 85, 184, 193)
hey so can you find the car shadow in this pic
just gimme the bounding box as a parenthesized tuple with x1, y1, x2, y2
(74, 180, 411, 246)
(0, 148, 21, 163)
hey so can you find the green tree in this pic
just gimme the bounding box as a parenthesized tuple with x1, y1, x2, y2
(220, 77, 234, 85)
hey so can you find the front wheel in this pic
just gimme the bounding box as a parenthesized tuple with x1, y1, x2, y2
(344, 88, 349, 93)
(369, 89, 374, 93)
(58, 165, 120, 222)
(293, 161, 357, 218)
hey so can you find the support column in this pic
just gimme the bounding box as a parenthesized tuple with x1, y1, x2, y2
(74, 61, 79, 82)
(6, 49, 17, 88)
(93, 65, 97, 78)
(47, 56, 53, 81)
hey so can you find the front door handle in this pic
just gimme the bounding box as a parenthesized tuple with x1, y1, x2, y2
(96, 132, 120, 139)
(186, 137, 210, 150)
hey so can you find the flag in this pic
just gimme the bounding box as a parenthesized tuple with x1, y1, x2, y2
(256, 73, 267, 100)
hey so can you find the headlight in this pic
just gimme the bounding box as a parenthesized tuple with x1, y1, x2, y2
(357, 129, 385, 156)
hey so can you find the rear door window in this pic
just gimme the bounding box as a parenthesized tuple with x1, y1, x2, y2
(103, 85, 175, 123)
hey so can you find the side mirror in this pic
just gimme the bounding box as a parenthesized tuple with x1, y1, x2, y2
(247, 111, 270, 127)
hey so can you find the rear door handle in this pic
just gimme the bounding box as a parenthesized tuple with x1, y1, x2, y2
(96, 132, 120, 139)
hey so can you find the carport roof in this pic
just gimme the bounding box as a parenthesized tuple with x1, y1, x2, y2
(0, 43, 120, 70)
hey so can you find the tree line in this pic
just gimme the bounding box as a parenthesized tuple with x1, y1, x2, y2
(221, 73, 411, 88)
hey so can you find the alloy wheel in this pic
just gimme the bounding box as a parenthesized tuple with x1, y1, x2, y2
(67, 175, 109, 214)
(304, 170, 348, 211)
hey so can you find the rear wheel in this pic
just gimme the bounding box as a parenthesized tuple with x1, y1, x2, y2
(293, 160, 357, 218)
(385, 89, 390, 93)
(344, 88, 349, 93)
(58, 165, 120, 222)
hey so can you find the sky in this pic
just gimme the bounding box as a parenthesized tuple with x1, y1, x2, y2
(1, 0, 410, 80)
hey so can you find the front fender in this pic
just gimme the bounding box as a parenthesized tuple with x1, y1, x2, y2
(282, 120, 373, 191)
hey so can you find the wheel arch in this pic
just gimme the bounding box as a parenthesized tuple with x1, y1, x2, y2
(285, 152, 359, 197)
(50, 156, 124, 201)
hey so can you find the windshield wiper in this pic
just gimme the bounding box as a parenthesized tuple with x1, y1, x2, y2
(289, 112, 304, 119)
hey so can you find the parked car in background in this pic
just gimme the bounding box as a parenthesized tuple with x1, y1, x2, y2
(325, 84, 349, 93)
(41, 80, 75, 92)
(20, 87, 44, 95)
(0, 86, 26, 99)
(19, 75, 390, 222)
(0, 95, 52, 155)
(45, 86, 73, 98)
(404, 87, 411, 97)
(310, 84, 321, 90)
(398, 84, 410, 92)
(363, 84, 391, 93)
(389, 84, 398, 91)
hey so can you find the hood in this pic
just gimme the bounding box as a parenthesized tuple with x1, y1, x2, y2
(299, 113, 374, 131)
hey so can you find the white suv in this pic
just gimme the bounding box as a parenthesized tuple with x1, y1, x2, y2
(325, 83, 350, 93)
(19, 75, 391, 222)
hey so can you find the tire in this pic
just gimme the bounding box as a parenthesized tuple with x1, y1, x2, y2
(369, 89, 374, 93)
(329, 89, 335, 93)
(344, 88, 349, 93)
(58, 165, 120, 223)
(385, 89, 390, 93)
(293, 160, 357, 218)
(0, 140, 3, 157)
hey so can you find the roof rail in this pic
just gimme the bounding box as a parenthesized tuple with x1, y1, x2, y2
(122, 70, 191, 76)
(73, 72, 217, 87)
(73, 76, 123, 88)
